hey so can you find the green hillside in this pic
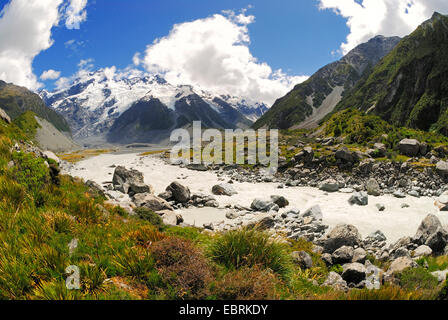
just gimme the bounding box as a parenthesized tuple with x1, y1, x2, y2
(0, 80, 71, 134)
(334, 12, 448, 135)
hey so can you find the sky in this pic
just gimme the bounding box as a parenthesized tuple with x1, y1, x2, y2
(0, 0, 447, 105)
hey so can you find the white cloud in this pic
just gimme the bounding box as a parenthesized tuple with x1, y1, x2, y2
(318, 0, 448, 54)
(0, 0, 89, 91)
(140, 10, 307, 105)
(40, 69, 61, 80)
(65, 0, 88, 29)
(0, 0, 63, 90)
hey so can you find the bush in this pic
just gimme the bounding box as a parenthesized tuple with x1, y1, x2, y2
(209, 228, 292, 278)
(134, 207, 165, 231)
(398, 267, 439, 291)
(151, 237, 212, 299)
(211, 266, 280, 300)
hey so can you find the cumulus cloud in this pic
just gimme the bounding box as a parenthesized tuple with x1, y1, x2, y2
(40, 69, 61, 80)
(139, 10, 308, 105)
(0, 0, 63, 90)
(0, 0, 89, 91)
(318, 0, 448, 54)
(64, 0, 88, 29)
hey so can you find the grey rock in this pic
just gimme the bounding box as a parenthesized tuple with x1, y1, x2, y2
(113, 166, 145, 194)
(393, 191, 406, 198)
(413, 245, 432, 257)
(332, 246, 354, 265)
(342, 263, 367, 284)
(133, 193, 173, 212)
(414, 214, 448, 252)
(270, 195, 289, 208)
(212, 183, 238, 196)
(250, 199, 279, 212)
(387, 256, 418, 274)
(186, 163, 208, 171)
(376, 203, 386, 211)
(0, 108, 11, 124)
(323, 272, 349, 291)
(399, 139, 421, 157)
(291, 251, 313, 269)
(352, 248, 367, 263)
(319, 179, 340, 192)
(166, 181, 191, 203)
(431, 270, 448, 282)
(323, 224, 362, 253)
(365, 230, 387, 243)
(348, 192, 368, 206)
(302, 205, 323, 221)
(366, 178, 381, 196)
(436, 161, 448, 178)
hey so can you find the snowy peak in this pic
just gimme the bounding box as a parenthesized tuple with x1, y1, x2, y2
(41, 70, 268, 140)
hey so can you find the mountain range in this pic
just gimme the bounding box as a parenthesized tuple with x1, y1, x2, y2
(253, 35, 402, 130)
(40, 71, 268, 143)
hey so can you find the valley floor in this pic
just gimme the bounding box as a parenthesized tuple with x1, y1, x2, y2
(62, 151, 448, 244)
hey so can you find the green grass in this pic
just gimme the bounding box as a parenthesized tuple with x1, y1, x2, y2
(0, 116, 447, 300)
(208, 228, 293, 279)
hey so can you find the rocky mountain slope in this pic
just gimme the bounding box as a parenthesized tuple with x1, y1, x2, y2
(253, 36, 401, 130)
(334, 12, 448, 135)
(0, 80, 71, 134)
(41, 71, 268, 142)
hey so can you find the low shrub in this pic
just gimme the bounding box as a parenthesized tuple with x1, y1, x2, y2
(151, 237, 212, 299)
(209, 228, 292, 278)
(397, 267, 439, 291)
(211, 266, 280, 300)
(134, 207, 165, 231)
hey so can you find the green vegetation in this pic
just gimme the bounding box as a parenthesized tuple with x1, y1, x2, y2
(13, 111, 41, 139)
(322, 108, 448, 154)
(0, 80, 70, 133)
(334, 13, 448, 135)
(209, 228, 293, 278)
(0, 115, 447, 300)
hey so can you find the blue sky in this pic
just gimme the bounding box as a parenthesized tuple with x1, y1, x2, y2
(0, 0, 446, 104)
(33, 0, 348, 83)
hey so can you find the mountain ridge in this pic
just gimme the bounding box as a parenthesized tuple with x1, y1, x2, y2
(333, 12, 448, 134)
(253, 35, 401, 130)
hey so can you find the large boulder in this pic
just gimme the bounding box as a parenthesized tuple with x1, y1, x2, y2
(166, 181, 191, 203)
(436, 161, 448, 178)
(212, 184, 238, 196)
(398, 139, 420, 157)
(43, 151, 60, 164)
(319, 179, 340, 192)
(414, 214, 448, 252)
(323, 272, 349, 291)
(387, 256, 418, 274)
(366, 178, 380, 196)
(294, 147, 314, 163)
(113, 166, 145, 194)
(323, 224, 362, 253)
(270, 195, 289, 208)
(301, 205, 323, 221)
(332, 246, 354, 264)
(0, 108, 11, 124)
(348, 192, 368, 206)
(250, 199, 279, 212)
(335, 147, 355, 162)
(133, 193, 173, 212)
(413, 245, 433, 258)
(341, 263, 367, 285)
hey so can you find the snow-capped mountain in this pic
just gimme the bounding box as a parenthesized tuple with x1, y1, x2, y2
(40, 69, 268, 142)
